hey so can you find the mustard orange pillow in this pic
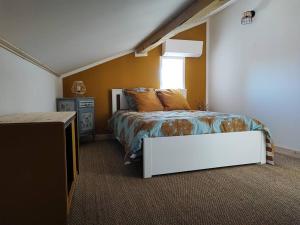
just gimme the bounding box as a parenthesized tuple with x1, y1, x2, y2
(123, 88, 153, 111)
(156, 89, 191, 110)
(128, 90, 164, 112)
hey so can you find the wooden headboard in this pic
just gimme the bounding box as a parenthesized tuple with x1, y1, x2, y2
(111, 89, 187, 114)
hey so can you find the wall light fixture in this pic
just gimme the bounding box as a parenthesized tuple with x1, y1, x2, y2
(241, 10, 255, 25)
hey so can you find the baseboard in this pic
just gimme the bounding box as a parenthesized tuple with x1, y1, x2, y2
(95, 133, 114, 141)
(275, 146, 300, 159)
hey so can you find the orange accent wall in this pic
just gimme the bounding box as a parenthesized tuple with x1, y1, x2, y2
(63, 23, 206, 134)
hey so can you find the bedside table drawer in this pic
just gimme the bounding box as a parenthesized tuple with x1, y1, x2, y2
(79, 110, 94, 133)
(57, 100, 76, 111)
(79, 101, 94, 108)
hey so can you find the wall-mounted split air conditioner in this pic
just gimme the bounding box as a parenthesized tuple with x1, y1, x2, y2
(162, 39, 203, 58)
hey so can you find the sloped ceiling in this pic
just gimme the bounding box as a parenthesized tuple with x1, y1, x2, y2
(0, 0, 193, 75)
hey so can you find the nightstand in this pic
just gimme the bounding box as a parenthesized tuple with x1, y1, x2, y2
(57, 97, 95, 141)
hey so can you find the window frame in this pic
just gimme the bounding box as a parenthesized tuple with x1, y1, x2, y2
(159, 56, 185, 89)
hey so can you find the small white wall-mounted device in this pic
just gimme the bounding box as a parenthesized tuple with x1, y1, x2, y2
(162, 39, 203, 57)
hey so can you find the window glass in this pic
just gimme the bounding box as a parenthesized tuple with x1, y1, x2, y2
(160, 57, 185, 89)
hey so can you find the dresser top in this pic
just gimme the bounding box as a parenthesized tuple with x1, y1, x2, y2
(0, 112, 76, 124)
(57, 97, 94, 100)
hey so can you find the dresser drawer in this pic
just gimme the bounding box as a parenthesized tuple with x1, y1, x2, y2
(79, 110, 94, 133)
(57, 100, 76, 111)
(79, 100, 94, 108)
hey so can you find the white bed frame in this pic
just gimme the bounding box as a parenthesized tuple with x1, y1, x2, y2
(111, 89, 266, 178)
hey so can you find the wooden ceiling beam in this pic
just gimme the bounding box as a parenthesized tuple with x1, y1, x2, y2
(135, 0, 215, 54)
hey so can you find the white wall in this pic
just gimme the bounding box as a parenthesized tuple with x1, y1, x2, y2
(0, 47, 62, 115)
(208, 0, 300, 151)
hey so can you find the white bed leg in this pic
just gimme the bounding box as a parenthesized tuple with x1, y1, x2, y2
(143, 138, 152, 178)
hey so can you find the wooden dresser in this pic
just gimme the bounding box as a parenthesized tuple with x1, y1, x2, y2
(0, 112, 79, 225)
(56, 97, 95, 140)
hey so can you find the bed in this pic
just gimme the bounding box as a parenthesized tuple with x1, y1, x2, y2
(110, 89, 274, 178)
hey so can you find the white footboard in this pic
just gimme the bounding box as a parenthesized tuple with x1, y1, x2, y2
(143, 131, 266, 178)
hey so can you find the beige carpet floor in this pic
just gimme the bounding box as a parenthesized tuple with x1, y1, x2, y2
(68, 140, 300, 225)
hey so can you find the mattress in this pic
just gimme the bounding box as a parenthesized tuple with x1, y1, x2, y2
(109, 110, 274, 165)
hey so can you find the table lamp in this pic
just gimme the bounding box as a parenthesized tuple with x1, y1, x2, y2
(71, 81, 86, 96)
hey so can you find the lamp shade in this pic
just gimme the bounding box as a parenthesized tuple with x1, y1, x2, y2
(71, 81, 86, 96)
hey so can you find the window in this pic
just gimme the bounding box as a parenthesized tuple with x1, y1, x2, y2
(160, 57, 185, 89)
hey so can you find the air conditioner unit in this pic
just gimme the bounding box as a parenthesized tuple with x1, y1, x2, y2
(162, 39, 203, 57)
